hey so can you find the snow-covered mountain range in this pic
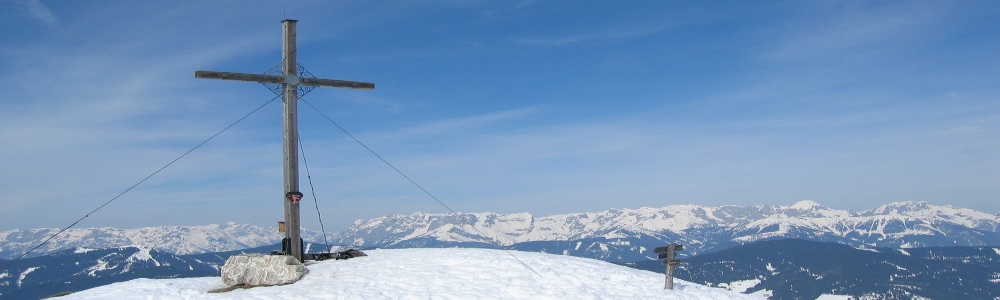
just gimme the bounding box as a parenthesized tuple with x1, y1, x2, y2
(3, 201, 998, 263)
(330, 200, 1000, 261)
(4, 200, 998, 300)
(0, 223, 328, 260)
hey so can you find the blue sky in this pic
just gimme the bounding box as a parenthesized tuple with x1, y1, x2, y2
(1, 1, 999, 232)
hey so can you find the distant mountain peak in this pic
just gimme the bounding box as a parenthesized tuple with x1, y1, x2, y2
(789, 200, 823, 210)
(869, 201, 933, 214)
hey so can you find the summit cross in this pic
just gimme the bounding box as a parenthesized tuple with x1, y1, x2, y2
(194, 19, 374, 262)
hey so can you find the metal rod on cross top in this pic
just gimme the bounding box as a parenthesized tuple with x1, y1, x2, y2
(194, 19, 374, 262)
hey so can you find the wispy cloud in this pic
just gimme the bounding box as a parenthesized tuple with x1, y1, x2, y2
(3, 1, 998, 232)
(761, 2, 940, 61)
(0, 4, 288, 229)
(510, 27, 662, 47)
(481, 0, 537, 19)
(23, 0, 58, 27)
(349, 107, 542, 146)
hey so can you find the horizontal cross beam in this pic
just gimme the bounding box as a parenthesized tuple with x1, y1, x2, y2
(195, 70, 375, 90)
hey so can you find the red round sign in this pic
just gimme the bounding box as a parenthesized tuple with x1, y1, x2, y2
(286, 192, 303, 204)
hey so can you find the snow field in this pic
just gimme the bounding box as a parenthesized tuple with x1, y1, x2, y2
(61, 248, 762, 299)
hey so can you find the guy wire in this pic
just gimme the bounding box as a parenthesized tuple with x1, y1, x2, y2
(299, 98, 543, 278)
(0, 95, 280, 273)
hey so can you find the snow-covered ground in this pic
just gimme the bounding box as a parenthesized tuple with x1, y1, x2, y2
(59, 248, 762, 299)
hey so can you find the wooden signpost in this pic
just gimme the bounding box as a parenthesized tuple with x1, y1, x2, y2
(654, 243, 684, 290)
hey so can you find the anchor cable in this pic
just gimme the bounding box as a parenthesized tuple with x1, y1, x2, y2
(299, 98, 543, 277)
(298, 137, 332, 252)
(0, 95, 280, 273)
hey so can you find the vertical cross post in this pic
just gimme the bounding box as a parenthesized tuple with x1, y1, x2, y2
(281, 19, 302, 263)
(194, 19, 374, 263)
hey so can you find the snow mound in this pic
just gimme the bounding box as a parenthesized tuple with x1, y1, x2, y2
(60, 248, 761, 299)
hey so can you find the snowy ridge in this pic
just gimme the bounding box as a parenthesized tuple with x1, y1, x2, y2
(334, 201, 1000, 255)
(59, 248, 762, 300)
(17, 267, 38, 288)
(0, 245, 225, 298)
(3, 201, 997, 262)
(0, 222, 327, 259)
(81, 246, 172, 277)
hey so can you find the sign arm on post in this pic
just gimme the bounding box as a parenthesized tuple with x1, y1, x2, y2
(195, 71, 286, 84)
(300, 78, 375, 90)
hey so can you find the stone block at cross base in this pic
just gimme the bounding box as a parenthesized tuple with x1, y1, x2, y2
(221, 254, 308, 286)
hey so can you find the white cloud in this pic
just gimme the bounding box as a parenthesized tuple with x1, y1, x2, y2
(761, 2, 940, 61)
(511, 28, 662, 47)
(23, 0, 58, 27)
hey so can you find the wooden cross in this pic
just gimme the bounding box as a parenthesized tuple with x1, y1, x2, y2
(194, 19, 374, 262)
